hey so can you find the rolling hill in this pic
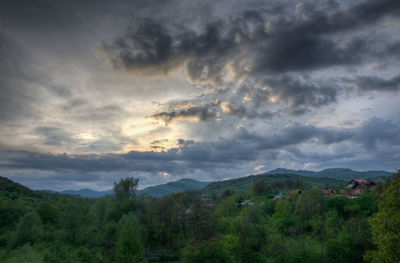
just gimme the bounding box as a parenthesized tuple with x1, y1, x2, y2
(201, 173, 346, 195)
(0, 176, 36, 197)
(59, 178, 210, 198)
(266, 168, 393, 181)
(138, 178, 210, 197)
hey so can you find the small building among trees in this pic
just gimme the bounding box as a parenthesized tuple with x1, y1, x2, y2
(345, 179, 376, 195)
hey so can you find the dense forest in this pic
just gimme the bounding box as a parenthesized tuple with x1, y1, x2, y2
(0, 171, 399, 263)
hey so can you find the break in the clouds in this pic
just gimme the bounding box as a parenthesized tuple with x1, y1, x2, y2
(0, 0, 399, 190)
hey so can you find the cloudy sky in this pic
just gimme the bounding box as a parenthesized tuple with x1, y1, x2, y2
(1, 0, 400, 190)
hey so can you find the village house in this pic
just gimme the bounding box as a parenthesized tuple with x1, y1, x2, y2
(345, 179, 376, 195)
(273, 194, 281, 200)
(320, 189, 335, 195)
(236, 199, 255, 208)
(288, 189, 302, 199)
(200, 194, 213, 206)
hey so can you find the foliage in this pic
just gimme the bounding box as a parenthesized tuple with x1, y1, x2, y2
(114, 177, 139, 201)
(0, 173, 396, 263)
(367, 170, 400, 263)
(251, 181, 269, 196)
(116, 219, 146, 263)
(181, 239, 235, 263)
(13, 212, 43, 247)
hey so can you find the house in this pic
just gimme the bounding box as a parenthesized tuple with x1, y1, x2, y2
(320, 189, 335, 195)
(200, 194, 211, 202)
(200, 194, 213, 206)
(288, 189, 302, 199)
(273, 194, 281, 200)
(345, 179, 376, 195)
(236, 200, 254, 208)
(184, 208, 193, 215)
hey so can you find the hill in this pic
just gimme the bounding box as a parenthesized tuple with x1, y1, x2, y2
(139, 178, 210, 197)
(0, 176, 52, 199)
(266, 168, 393, 181)
(59, 178, 210, 198)
(201, 173, 346, 195)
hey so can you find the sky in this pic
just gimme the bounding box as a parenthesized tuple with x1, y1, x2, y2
(0, 0, 400, 190)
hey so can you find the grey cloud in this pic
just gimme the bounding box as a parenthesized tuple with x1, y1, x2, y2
(235, 122, 352, 151)
(3, 117, 396, 173)
(148, 99, 275, 123)
(1, 117, 399, 188)
(238, 75, 338, 115)
(35, 126, 75, 146)
(353, 117, 400, 150)
(1, 0, 400, 188)
(105, 0, 399, 76)
(104, 0, 400, 121)
(352, 75, 400, 92)
(0, 31, 37, 122)
(149, 104, 218, 125)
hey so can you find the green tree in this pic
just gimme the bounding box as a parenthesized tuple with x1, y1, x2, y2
(366, 170, 400, 263)
(189, 200, 216, 242)
(324, 209, 343, 239)
(13, 212, 43, 247)
(114, 177, 139, 201)
(59, 203, 87, 244)
(116, 220, 145, 263)
(37, 202, 58, 224)
(251, 182, 269, 196)
(181, 239, 234, 263)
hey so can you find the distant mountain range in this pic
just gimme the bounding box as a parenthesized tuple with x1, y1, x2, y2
(60, 178, 210, 198)
(16, 167, 393, 198)
(60, 188, 113, 198)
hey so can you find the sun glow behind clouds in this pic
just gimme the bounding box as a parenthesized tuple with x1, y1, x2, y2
(121, 118, 161, 137)
(120, 117, 186, 152)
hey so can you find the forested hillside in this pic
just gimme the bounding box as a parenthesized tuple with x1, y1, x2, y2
(0, 172, 399, 263)
(265, 168, 392, 182)
(201, 173, 345, 195)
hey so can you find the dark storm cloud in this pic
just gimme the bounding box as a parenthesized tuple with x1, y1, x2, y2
(105, 0, 400, 75)
(104, 0, 400, 120)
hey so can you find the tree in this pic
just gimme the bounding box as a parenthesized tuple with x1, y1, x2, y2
(59, 203, 87, 244)
(189, 200, 216, 242)
(116, 220, 145, 263)
(251, 182, 269, 196)
(13, 212, 43, 247)
(366, 170, 400, 263)
(181, 239, 234, 263)
(114, 177, 139, 201)
(37, 202, 59, 224)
